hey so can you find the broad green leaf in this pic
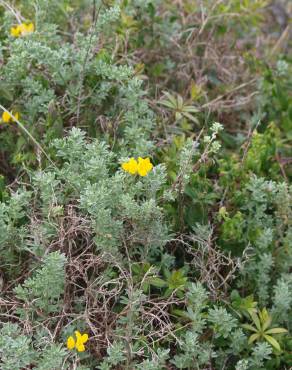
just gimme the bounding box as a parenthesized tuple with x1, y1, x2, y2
(242, 324, 257, 333)
(148, 277, 167, 288)
(183, 105, 199, 113)
(264, 334, 281, 352)
(250, 311, 261, 331)
(247, 307, 258, 316)
(142, 282, 150, 293)
(248, 333, 260, 344)
(260, 308, 270, 327)
(262, 311, 272, 331)
(265, 327, 288, 335)
(171, 309, 189, 319)
(177, 94, 184, 110)
(182, 111, 199, 124)
(162, 91, 177, 106)
(159, 100, 176, 109)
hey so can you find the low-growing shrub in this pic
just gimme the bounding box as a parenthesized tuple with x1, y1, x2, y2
(0, 0, 291, 369)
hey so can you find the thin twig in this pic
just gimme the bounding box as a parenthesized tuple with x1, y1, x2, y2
(0, 0, 22, 23)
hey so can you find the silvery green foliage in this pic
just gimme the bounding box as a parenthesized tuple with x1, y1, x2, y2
(249, 342, 272, 369)
(53, 128, 115, 191)
(0, 323, 34, 370)
(176, 138, 199, 193)
(233, 343, 273, 370)
(0, 323, 66, 370)
(255, 253, 274, 304)
(35, 344, 67, 370)
(98, 341, 127, 369)
(1, 2, 155, 153)
(96, 3, 121, 31)
(235, 359, 249, 370)
(187, 282, 209, 311)
(14, 251, 66, 316)
(276, 59, 289, 77)
(239, 176, 292, 305)
(135, 349, 169, 370)
(254, 228, 273, 251)
(46, 128, 168, 257)
(171, 330, 216, 369)
(0, 190, 31, 275)
(208, 307, 237, 339)
(174, 122, 223, 196)
(230, 329, 248, 355)
(272, 274, 292, 325)
(204, 121, 224, 153)
(185, 282, 208, 333)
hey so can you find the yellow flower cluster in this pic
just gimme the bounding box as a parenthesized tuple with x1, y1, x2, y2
(67, 330, 89, 352)
(122, 157, 153, 177)
(10, 23, 34, 37)
(1, 111, 20, 123)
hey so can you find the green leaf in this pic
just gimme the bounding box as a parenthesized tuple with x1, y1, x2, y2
(164, 287, 173, 297)
(162, 91, 177, 106)
(264, 334, 281, 352)
(265, 328, 288, 335)
(159, 100, 175, 109)
(177, 94, 184, 110)
(183, 105, 199, 113)
(142, 282, 150, 293)
(148, 277, 167, 288)
(171, 309, 189, 319)
(248, 333, 260, 344)
(242, 324, 257, 333)
(260, 308, 270, 326)
(182, 111, 199, 124)
(262, 311, 272, 331)
(250, 311, 261, 331)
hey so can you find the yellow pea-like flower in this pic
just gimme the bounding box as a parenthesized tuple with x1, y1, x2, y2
(122, 157, 138, 175)
(121, 157, 153, 177)
(1, 111, 20, 123)
(10, 26, 21, 37)
(10, 23, 34, 37)
(66, 336, 75, 350)
(19, 23, 34, 36)
(66, 330, 89, 352)
(137, 157, 153, 177)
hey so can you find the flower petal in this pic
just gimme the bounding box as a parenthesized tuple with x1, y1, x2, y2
(2, 111, 12, 123)
(137, 157, 153, 176)
(13, 112, 20, 121)
(76, 343, 85, 352)
(10, 26, 21, 37)
(67, 336, 75, 350)
(122, 158, 138, 175)
(75, 330, 82, 341)
(81, 333, 88, 344)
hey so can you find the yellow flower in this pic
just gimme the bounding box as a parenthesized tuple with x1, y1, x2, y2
(1, 111, 20, 123)
(66, 330, 89, 352)
(10, 23, 34, 37)
(20, 23, 34, 35)
(137, 157, 153, 177)
(122, 157, 153, 176)
(122, 157, 138, 175)
(66, 336, 75, 350)
(10, 26, 21, 37)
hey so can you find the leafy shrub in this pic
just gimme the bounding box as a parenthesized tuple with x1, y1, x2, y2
(0, 0, 291, 369)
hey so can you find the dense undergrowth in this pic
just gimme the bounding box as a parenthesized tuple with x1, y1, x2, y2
(0, 1, 291, 369)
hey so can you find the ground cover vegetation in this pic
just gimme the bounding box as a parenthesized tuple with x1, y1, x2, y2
(0, 0, 291, 369)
